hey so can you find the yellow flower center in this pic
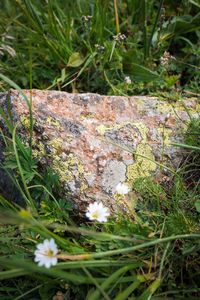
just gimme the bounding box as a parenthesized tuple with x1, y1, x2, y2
(91, 211, 99, 219)
(45, 249, 54, 257)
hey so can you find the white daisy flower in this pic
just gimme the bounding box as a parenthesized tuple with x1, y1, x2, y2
(34, 238, 58, 268)
(124, 76, 132, 85)
(116, 182, 130, 195)
(86, 202, 110, 222)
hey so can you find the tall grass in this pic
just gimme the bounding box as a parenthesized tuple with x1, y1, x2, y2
(0, 0, 199, 94)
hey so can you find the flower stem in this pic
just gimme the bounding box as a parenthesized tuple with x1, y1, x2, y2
(57, 234, 200, 261)
(114, 0, 120, 34)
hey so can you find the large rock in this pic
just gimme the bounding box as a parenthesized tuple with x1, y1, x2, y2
(0, 90, 199, 210)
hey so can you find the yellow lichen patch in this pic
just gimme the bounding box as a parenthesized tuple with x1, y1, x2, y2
(178, 100, 200, 115)
(96, 121, 157, 184)
(156, 100, 200, 116)
(64, 136, 73, 143)
(124, 122, 157, 183)
(30, 134, 87, 192)
(46, 116, 61, 128)
(47, 138, 63, 155)
(132, 122, 148, 140)
(96, 124, 108, 135)
(32, 141, 46, 158)
(52, 153, 87, 192)
(156, 102, 179, 115)
(196, 102, 200, 113)
(20, 115, 31, 130)
(52, 157, 73, 182)
(96, 123, 127, 135)
(80, 113, 96, 120)
(135, 99, 145, 113)
(127, 143, 157, 183)
(79, 180, 88, 192)
(97, 121, 148, 137)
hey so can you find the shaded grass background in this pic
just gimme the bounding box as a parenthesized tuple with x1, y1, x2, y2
(0, 0, 199, 94)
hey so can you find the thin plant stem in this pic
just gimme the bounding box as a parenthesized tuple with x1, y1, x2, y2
(40, 222, 150, 244)
(171, 142, 200, 151)
(158, 242, 170, 278)
(114, 0, 120, 34)
(143, 0, 147, 61)
(12, 124, 36, 213)
(57, 234, 200, 261)
(82, 266, 111, 300)
(14, 284, 43, 300)
(91, 234, 200, 259)
(28, 43, 33, 155)
(147, 0, 164, 57)
(28, 185, 60, 208)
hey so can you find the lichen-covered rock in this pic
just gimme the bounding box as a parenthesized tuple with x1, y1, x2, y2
(0, 89, 199, 210)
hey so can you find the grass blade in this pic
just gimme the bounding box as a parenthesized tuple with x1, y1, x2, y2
(88, 265, 141, 300)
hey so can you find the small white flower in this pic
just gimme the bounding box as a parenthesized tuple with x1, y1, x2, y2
(86, 202, 110, 222)
(124, 76, 132, 85)
(160, 51, 176, 67)
(95, 44, 105, 52)
(34, 238, 58, 268)
(113, 33, 126, 42)
(116, 182, 130, 195)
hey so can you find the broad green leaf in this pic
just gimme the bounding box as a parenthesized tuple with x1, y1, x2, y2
(67, 52, 85, 68)
(160, 15, 200, 42)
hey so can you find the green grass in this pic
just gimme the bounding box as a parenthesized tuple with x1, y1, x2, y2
(0, 0, 200, 95)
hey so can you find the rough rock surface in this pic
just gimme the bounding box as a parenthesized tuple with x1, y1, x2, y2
(0, 90, 199, 211)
